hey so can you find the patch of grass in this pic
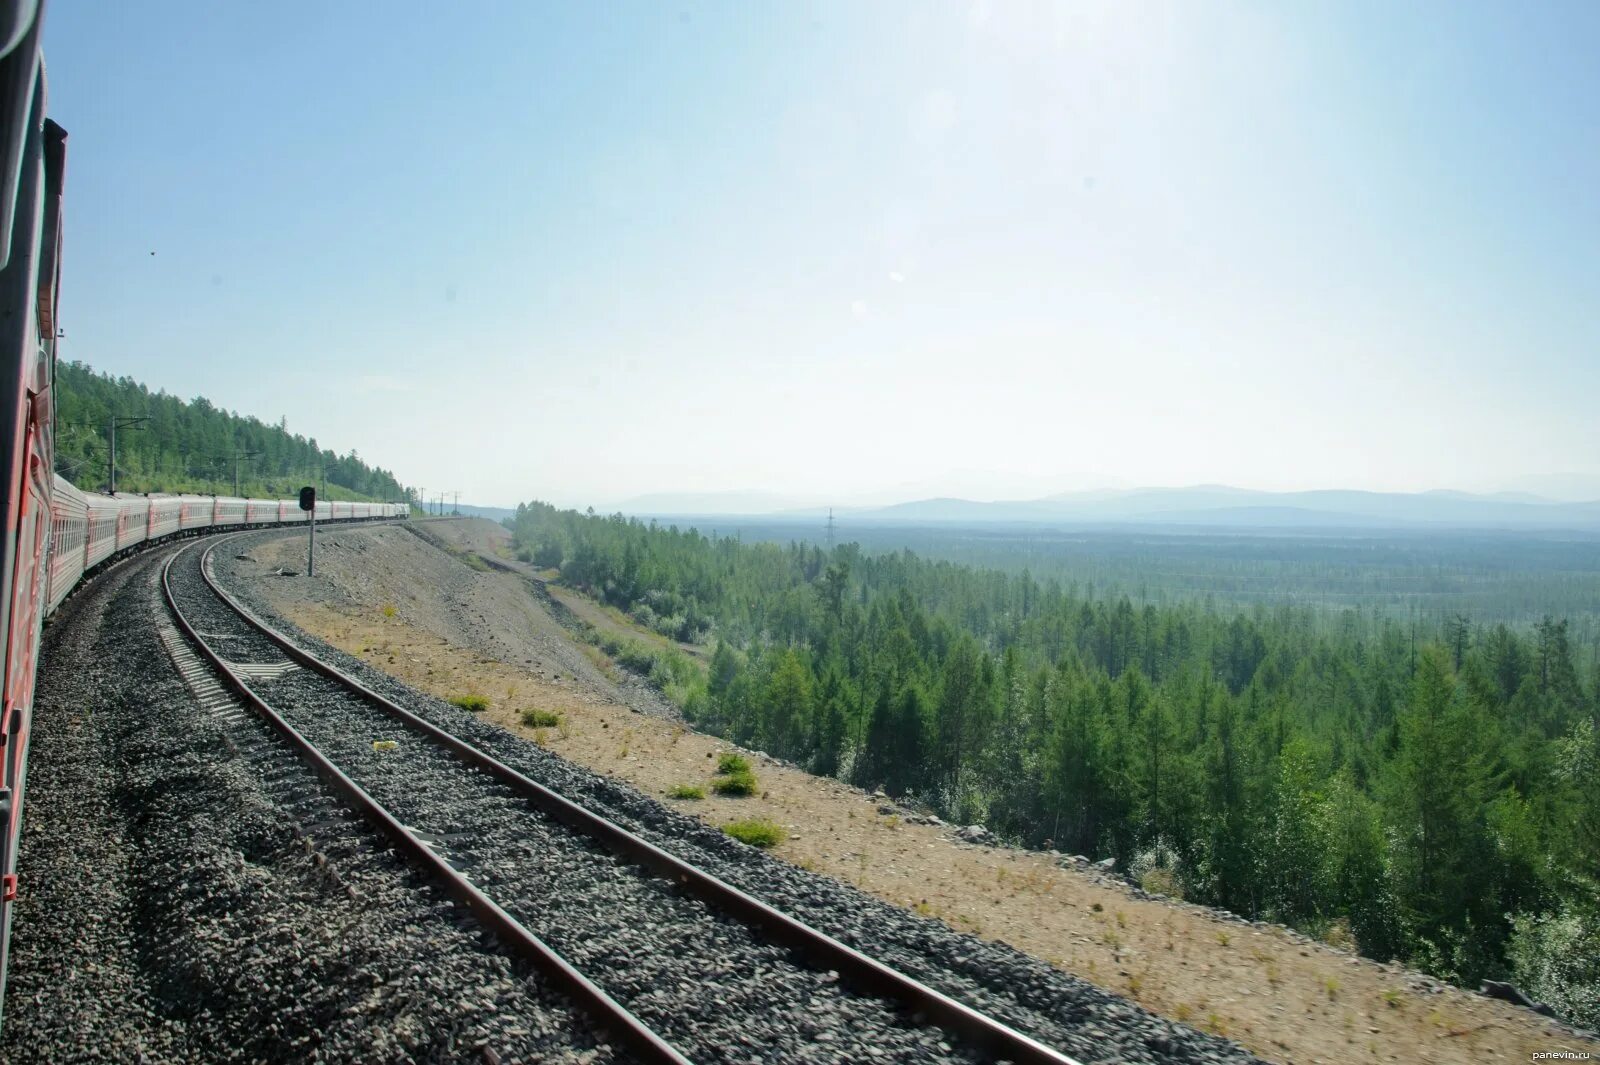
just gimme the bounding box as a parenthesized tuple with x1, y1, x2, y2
(723, 818, 785, 848)
(453, 548, 490, 572)
(1325, 977, 1341, 1000)
(1174, 1002, 1193, 1023)
(668, 783, 706, 800)
(380, 602, 397, 618)
(711, 769, 758, 796)
(1382, 988, 1404, 1009)
(520, 708, 562, 728)
(1215, 929, 1231, 947)
(709, 751, 758, 796)
(450, 694, 490, 712)
(579, 642, 619, 680)
(715, 752, 751, 775)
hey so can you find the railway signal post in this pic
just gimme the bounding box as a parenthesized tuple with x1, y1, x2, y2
(299, 486, 316, 576)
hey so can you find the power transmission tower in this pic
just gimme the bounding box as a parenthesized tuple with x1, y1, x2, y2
(107, 415, 149, 494)
(233, 448, 262, 496)
(825, 508, 835, 551)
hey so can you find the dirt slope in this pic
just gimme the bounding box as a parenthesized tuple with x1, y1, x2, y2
(243, 520, 1599, 1065)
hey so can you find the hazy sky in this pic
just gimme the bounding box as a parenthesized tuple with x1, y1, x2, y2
(43, 2, 1600, 507)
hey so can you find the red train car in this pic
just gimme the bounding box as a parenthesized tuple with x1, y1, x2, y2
(0, 0, 62, 1020)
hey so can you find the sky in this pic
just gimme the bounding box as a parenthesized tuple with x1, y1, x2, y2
(42, 1, 1600, 508)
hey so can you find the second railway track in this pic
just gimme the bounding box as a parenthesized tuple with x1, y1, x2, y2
(161, 532, 1086, 1065)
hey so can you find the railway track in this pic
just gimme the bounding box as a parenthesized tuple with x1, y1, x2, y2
(161, 532, 1084, 1065)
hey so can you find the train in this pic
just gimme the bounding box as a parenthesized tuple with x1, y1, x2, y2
(0, 2, 408, 1022)
(44, 478, 407, 613)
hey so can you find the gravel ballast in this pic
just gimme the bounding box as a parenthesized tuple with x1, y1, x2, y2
(1, 539, 612, 1065)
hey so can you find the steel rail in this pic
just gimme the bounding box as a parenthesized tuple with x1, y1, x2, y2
(197, 534, 1085, 1065)
(161, 540, 694, 1065)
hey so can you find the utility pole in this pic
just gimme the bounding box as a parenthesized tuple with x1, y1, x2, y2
(825, 508, 835, 551)
(107, 415, 149, 494)
(233, 448, 262, 496)
(453, 491, 460, 516)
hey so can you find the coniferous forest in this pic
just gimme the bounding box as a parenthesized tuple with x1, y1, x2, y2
(511, 501, 1600, 1025)
(53, 361, 407, 501)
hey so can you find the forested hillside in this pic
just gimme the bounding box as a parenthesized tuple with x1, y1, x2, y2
(53, 361, 407, 501)
(512, 501, 1600, 1025)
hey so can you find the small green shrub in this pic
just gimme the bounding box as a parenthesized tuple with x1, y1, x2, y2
(520, 708, 562, 728)
(723, 818, 785, 848)
(667, 783, 706, 800)
(716, 752, 751, 776)
(1139, 865, 1184, 900)
(450, 694, 489, 712)
(711, 769, 758, 796)
(1316, 917, 1357, 951)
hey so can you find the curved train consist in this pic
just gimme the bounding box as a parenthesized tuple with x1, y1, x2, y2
(0, 1, 407, 1020)
(44, 477, 405, 613)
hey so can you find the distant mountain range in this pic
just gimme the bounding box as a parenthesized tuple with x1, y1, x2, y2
(619, 485, 1600, 531)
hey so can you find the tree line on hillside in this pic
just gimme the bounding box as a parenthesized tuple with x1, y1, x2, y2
(53, 361, 408, 501)
(510, 501, 1600, 1025)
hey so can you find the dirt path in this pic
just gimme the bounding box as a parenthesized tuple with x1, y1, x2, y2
(245, 520, 1598, 1065)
